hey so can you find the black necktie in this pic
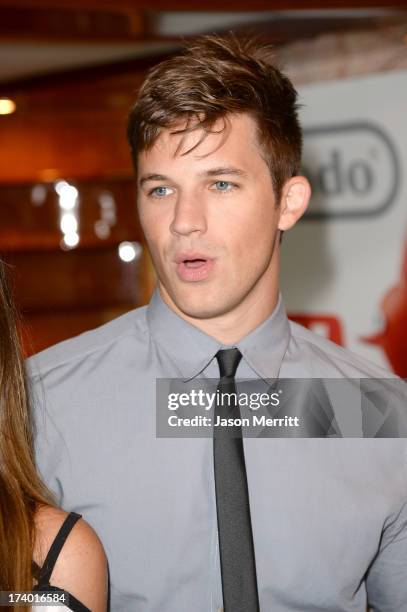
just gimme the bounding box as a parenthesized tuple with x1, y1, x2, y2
(214, 348, 260, 612)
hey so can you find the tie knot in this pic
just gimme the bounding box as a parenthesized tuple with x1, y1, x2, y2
(216, 348, 242, 379)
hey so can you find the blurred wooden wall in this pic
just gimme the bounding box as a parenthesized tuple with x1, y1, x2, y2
(0, 63, 160, 354)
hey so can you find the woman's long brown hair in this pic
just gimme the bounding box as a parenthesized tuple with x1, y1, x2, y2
(0, 261, 55, 598)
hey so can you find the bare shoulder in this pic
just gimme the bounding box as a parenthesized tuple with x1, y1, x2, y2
(34, 505, 108, 612)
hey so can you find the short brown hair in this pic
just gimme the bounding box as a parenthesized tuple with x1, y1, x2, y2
(127, 31, 302, 201)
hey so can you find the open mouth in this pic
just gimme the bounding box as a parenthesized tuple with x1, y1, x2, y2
(176, 255, 215, 281)
(183, 258, 207, 268)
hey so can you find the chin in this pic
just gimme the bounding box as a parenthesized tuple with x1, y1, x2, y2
(176, 293, 218, 319)
(180, 304, 221, 320)
(172, 286, 238, 320)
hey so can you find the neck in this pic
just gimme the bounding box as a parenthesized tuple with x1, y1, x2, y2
(159, 253, 280, 345)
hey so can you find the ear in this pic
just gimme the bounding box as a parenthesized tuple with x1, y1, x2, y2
(278, 176, 311, 231)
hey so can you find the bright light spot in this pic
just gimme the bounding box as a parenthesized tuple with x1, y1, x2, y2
(55, 180, 69, 195)
(118, 241, 142, 263)
(0, 98, 16, 115)
(59, 190, 78, 210)
(57, 180, 80, 250)
(60, 212, 78, 234)
(63, 232, 79, 248)
(55, 181, 78, 210)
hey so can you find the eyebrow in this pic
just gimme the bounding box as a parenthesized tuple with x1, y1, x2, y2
(138, 166, 248, 188)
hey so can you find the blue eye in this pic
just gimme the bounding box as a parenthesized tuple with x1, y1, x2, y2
(149, 186, 171, 197)
(213, 181, 236, 192)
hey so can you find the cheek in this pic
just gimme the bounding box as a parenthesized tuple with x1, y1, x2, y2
(139, 206, 166, 248)
(225, 230, 269, 276)
(138, 203, 154, 233)
(231, 207, 277, 258)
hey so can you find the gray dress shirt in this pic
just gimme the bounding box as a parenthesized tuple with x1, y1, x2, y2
(28, 288, 407, 612)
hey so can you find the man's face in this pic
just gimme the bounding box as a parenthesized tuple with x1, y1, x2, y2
(137, 112, 284, 319)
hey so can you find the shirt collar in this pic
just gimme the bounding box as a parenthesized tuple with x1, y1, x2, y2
(146, 287, 291, 382)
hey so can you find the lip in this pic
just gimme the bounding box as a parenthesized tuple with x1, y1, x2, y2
(174, 251, 216, 282)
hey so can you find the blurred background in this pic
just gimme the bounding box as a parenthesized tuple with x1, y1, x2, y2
(0, 0, 406, 374)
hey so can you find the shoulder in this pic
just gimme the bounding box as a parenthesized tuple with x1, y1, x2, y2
(288, 320, 396, 378)
(27, 304, 149, 380)
(34, 505, 107, 612)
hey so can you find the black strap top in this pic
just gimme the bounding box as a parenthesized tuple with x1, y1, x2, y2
(32, 511, 91, 612)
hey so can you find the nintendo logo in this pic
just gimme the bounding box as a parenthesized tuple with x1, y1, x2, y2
(302, 122, 400, 219)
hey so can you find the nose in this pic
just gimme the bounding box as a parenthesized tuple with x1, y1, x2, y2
(170, 192, 207, 237)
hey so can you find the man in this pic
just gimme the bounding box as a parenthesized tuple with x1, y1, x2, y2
(29, 33, 407, 611)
